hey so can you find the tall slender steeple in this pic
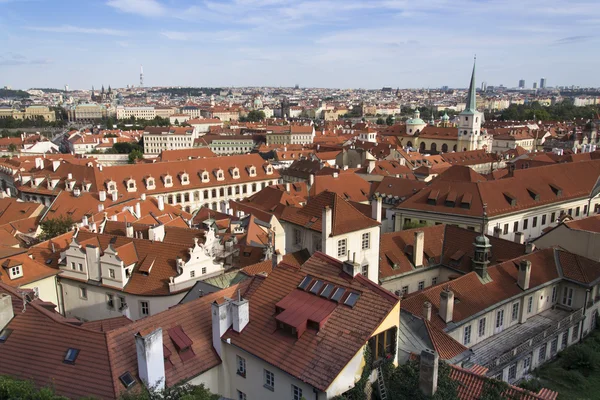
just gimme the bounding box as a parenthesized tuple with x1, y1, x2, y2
(465, 56, 477, 113)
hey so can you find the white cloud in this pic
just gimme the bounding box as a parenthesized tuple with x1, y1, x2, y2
(161, 30, 245, 42)
(27, 25, 128, 36)
(106, 0, 166, 17)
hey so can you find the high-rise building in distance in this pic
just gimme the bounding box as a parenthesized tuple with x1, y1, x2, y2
(533, 82, 538, 89)
(481, 81, 487, 91)
(518, 79, 525, 88)
(540, 77, 547, 89)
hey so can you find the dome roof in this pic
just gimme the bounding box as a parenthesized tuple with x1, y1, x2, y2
(442, 112, 450, 121)
(406, 118, 426, 125)
(474, 234, 490, 246)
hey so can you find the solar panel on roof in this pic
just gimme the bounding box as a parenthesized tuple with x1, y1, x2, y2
(344, 292, 360, 308)
(298, 276, 313, 290)
(119, 372, 136, 388)
(331, 287, 346, 302)
(309, 280, 324, 294)
(320, 283, 334, 298)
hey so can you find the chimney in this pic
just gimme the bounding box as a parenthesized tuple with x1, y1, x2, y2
(422, 301, 432, 321)
(85, 245, 101, 281)
(419, 349, 439, 397)
(308, 173, 315, 188)
(371, 196, 382, 223)
(126, 223, 134, 238)
(285, 182, 290, 192)
(99, 190, 106, 202)
(342, 252, 361, 277)
(493, 226, 501, 238)
(322, 206, 332, 241)
(332, 171, 339, 178)
(272, 250, 283, 270)
(439, 288, 454, 323)
(141, 193, 146, 201)
(525, 242, 535, 254)
(0, 293, 14, 332)
(518, 259, 531, 290)
(98, 203, 104, 212)
(368, 159, 376, 174)
(514, 231, 524, 244)
(111, 191, 118, 201)
(413, 231, 424, 267)
(82, 215, 89, 227)
(135, 203, 141, 218)
(232, 295, 249, 333)
(211, 300, 233, 357)
(135, 328, 165, 390)
(157, 196, 165, 211)
(67, 173, 73, 180)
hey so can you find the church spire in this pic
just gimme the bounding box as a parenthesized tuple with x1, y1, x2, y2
(465, 56, 477, 112)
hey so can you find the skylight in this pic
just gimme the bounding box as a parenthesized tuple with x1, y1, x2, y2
(344, 292, 360, 308)
(119, 372, 136, 388)
(320, 284, 334, 298)
(64, 348, 80, 364)
(331, 288, 346, 303)
(298, 276, 313, 290)
(0, 328, 12, 343)
(309, 280, 324, 294)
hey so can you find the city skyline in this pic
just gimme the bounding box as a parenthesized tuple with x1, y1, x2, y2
(0, 0, 599, 89)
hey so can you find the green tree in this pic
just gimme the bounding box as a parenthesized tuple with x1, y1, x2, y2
(376, 117, 385, 125)
(403, 221, 428, 230)
(120, 382, 219, 400)
(384, 360, 459, 400)
(246, 110, 266, 122)
(0, 375, 67, 399)
(7, 143, 17, 153)
(128, 149, 144, 164)
(39, 216, 75, 240)
(386, 115, 395, 126)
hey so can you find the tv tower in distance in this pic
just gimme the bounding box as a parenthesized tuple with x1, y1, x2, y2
(140, 65, 144, 88)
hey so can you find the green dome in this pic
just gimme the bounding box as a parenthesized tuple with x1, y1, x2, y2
(406, 118, 426, 125)
(442, 112, 450, 121)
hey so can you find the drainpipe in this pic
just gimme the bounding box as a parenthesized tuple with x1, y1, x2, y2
(581, 289, 591, 340)
(56, 277, 66, 316)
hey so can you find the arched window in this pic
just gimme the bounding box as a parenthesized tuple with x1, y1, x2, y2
(441, 144, 448, 153)
(431, 143, 437, 153)
(407, 141, 413, 148)
(419, 142, 426, 153)
(453, 145, 457, 152)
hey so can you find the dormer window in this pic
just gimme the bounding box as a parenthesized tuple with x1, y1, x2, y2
(10, 265, 21, 279)
(145, 176, 155, 189)
(199, 170, 210, 183)
(264, 164, 273, 175)
(215, 169, 225, 181)
(126, 178, 136, 192)
(247, 165, 256, 177)
(107, 181, 116, 192)
(180, 172, 190, 185)
(230, 167, 240, 179)
(163, 174, 173, 187)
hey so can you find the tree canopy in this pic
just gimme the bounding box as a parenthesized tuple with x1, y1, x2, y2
(241, 110, 266, 122)
(39, 216, 74, 240)
(383, 359, 459, 400)
(490, 100, 600, 122)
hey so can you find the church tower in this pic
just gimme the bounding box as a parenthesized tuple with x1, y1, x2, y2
(457, 58, 483, 151)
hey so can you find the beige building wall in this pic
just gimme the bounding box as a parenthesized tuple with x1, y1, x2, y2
(534, 225, 600, 261)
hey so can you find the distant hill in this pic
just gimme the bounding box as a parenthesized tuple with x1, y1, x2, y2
(0, 89, 29, 98)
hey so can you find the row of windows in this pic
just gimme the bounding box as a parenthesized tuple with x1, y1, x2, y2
(335, 233, 371, 257)
(164, 181, 276, 205)
(500, 205, 594, 235)
(235, 355, 302, 399)
(78, 287, 149, 316)
(463, 287, 558, 345)
(397, 276, 439, 297)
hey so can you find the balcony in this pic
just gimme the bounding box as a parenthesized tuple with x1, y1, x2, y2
(469, 307, 583, 376)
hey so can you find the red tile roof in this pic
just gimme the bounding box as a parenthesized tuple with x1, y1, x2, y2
(280, 191, 379, 236)
(402, 248, 560, 330)
(223, 252, 399, 391)
(424, 319, 468, 360)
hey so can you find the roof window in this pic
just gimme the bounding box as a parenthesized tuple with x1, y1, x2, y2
(0, 328, 12, 343)
(344, 292, 360, 308)
(119, 372, 136, 388)
(64, 348, 80, 364)
(298, 275, 313, 290)
(331, 287, 346, 302)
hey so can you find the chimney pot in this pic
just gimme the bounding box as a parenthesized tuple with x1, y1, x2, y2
(135, 328, 165, 390)
(422, 301, 432, 321)
(518, 259, 531, 290)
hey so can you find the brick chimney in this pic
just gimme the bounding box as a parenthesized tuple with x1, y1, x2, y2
(157, 195, 165, 211)
(135, 328, 165, 390)
(322, 206, 332, 240)
(439, 288, 454, 323)
(413, 231, 424, 267)
(272, 250, 283, 270)
(419, 349, 439, 396)
(518, 259, 531, 290)
(514, 231, 525, 244)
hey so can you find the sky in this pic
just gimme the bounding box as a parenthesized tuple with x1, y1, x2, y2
(0, 0, 599, 90)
